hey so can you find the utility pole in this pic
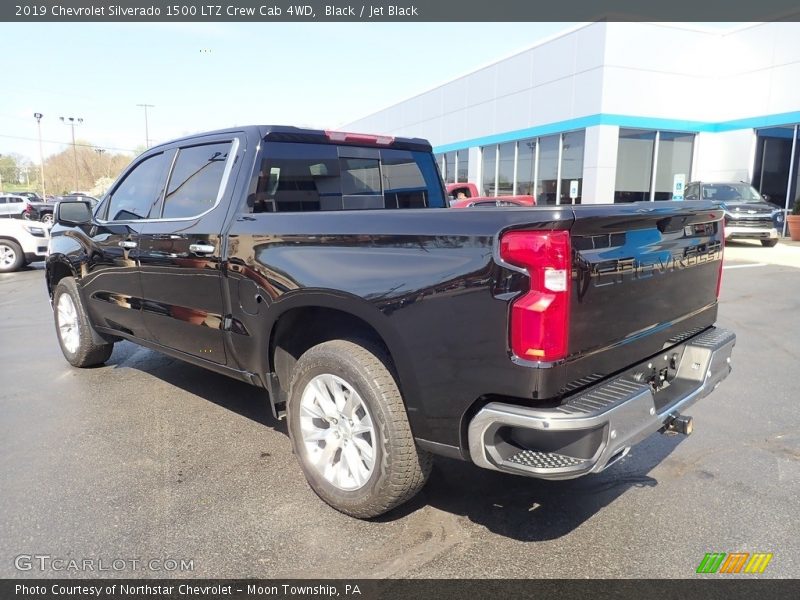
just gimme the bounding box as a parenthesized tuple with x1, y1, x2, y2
(60, 116, 83, 192)
(33, 113, 46, 198)
(136, 104, 154, 148)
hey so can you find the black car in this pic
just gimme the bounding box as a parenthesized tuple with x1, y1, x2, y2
(13, 191, 44, 202)
(684, 181, 784, 247)
(44, 125, 735, 519)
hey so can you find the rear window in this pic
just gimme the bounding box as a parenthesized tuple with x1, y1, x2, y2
(247, 142, 445, 212)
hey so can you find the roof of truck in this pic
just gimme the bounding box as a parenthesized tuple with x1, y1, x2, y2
(148, 125, 432, 153)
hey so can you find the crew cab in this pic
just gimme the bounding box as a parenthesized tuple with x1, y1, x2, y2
(684, 181, 783, 246)
(447, 182, 536, 208)
(0, 219, 49, 272)
(46, 126, 735, 518)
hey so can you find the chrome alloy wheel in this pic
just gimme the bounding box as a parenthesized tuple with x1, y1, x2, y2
(56, 293, 80, 354)
(299, 373, 377, 491)
(0, 244, 16, 269)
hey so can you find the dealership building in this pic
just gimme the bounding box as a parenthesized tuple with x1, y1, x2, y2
(344, 21, 800, 209)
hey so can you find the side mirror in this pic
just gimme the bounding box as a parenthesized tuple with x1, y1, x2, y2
(55, 200, 93, 226)
(762, 193, 771, 201)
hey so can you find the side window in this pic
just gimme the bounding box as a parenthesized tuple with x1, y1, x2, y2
(162, 142, 231, 219)
(684, 184, 699, 200)
(107, 152, 172, 221)
(248, 143, 444, 212)
(382, 151, 430, 209)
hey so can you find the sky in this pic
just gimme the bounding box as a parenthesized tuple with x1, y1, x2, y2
(1, 21, 742, 163)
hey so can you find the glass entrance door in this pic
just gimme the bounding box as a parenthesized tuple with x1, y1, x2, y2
(752, 126, 799, 211)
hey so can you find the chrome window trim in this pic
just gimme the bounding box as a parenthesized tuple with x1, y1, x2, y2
(96, 137, 240, 225)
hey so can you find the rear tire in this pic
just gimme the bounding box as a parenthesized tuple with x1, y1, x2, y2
(0, 239, 24, 273)
(53, 277, 114, 367)
(287, 339, 432, 518)
(41, 213, 54, 226)
(761, 239, 778, 247)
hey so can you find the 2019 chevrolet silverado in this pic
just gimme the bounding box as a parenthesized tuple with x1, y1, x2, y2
(46, 126, 735, 518)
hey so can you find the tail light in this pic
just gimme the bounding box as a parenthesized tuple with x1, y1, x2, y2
(24, 203, 33, 214)
(500, 230, 571, 362)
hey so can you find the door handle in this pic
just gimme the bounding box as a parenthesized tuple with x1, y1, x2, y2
(189, 243, 215, 255)
(118, 240, 137, 249)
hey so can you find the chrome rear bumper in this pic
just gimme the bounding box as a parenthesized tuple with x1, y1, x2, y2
(468, 327, 735, 479)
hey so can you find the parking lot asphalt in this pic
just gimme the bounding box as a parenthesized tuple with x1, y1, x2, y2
(1, 243, 798, 579)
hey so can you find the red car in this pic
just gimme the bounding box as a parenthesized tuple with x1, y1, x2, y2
(447, 183, 536, 208)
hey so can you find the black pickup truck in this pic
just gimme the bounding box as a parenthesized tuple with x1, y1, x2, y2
(46, 126, 735, 518)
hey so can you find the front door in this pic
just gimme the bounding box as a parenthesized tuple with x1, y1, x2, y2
(81, 150, 174, 339)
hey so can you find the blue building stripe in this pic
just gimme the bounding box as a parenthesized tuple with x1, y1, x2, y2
(432, 111, 800, 153)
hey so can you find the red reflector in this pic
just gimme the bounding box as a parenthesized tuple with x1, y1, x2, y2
(324, 130, 394, 145)
(500, 230, 571, 362)
(716, 221, 725, 298)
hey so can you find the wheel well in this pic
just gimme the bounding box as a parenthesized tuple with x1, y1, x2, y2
(47, 261, 73, 297)
(269, 307, 395, 405)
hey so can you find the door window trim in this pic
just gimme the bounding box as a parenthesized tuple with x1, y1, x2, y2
(96, 137, 240, 224)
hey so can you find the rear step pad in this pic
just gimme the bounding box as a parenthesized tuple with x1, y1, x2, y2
(507, 450, 589, 469)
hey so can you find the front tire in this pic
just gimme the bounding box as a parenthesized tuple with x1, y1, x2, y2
(53, 277, 114, 367)
(761, 239, 778, 247)
(0, 239, 24, 273)
(287, 340, 432, 518)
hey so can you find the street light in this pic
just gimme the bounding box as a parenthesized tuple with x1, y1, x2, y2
(59, 116, 83, 192)
(33, 113, 46, 199)
(94, 148, 109, 179)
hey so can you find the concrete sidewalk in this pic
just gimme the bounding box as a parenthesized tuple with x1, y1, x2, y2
(724, 239, 800, 269)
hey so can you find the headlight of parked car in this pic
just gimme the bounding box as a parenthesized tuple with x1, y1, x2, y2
(772, 210, 784, 223)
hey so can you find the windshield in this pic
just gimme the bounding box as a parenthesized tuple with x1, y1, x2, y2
(702, 183, 763, 203)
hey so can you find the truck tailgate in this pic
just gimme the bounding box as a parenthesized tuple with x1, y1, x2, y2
(562, 202, 724, 395)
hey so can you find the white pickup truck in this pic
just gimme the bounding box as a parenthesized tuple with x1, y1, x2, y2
(0, 219, 49, 272)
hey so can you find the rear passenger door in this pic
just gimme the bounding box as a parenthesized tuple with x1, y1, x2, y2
(137, 136, 242, 365)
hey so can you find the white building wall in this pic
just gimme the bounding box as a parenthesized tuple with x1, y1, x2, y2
(343, 22, 800, 204)
(582, 125, 620, 204)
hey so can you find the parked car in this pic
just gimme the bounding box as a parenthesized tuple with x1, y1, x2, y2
(13, 191, 44, 202)
(35, 195, 99, 226)
(0, 194, 38, 220)
(684, 181, 783, 247)
(46, 126, 734, 519)
(0, 219, 49, 272)
(447, 182, 536, 207)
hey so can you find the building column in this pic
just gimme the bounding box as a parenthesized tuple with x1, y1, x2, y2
(581, 125, 619, 204)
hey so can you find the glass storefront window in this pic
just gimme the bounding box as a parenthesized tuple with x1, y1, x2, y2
(444, 152, 455, 184)
(560, 130, 585, 204)
(615, 129, 655, 203)
(457, 149, 468, 183)
(538, 135, 559, 205)
(654, 132, 694, 201)
(516, 138, 536, 196)
(497, 142, 515, 196)
(482, 145, 497, 196)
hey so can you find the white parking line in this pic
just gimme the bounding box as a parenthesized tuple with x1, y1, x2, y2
(723, 263, 767, 270)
